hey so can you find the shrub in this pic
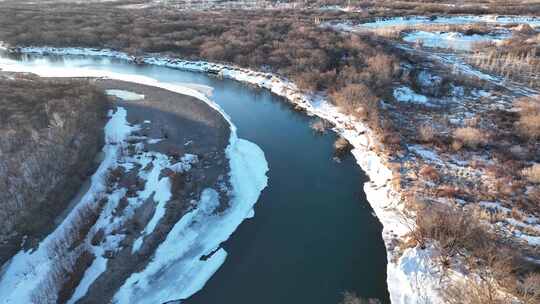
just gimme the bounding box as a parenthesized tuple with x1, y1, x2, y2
(412, 204, 533, 302)
(331, 83, 378, 119)
(442, 276, 509, 304)
(435, 185, 461, 198)
(522, 163, 540, 184)
(411, 204, 488, 256)
(419, 165, 439, 182)
(518, 273, 540, 304)
(418, 124, 435, 143)
(363, 54, 399, 90)
(451, 140, 464, 151)
(334, 136, 351, 154)
(513, 96, 540, 140)
(453, 127, 488, 148)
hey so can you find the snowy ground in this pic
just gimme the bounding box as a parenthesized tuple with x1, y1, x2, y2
(0, 55, 269, 303)
(402, 30, 510, 51)
(333, 15, 540, 303)
(329, 15, 540, 59)
(393, 86, 431, 105)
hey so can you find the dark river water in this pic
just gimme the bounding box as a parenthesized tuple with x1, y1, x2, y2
(2, 53, 390, 304)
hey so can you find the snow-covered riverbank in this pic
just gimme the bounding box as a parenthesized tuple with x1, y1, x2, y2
(0, 53, 269, 303)
(1, 45, 438, 303)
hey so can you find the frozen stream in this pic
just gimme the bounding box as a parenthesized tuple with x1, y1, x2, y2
(0, 52, 390, 303)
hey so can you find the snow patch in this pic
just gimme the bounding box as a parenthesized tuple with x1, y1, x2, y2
(393, 86, 430, 105)
(403, 31, 510, 51)
(106, 89, 145, 101)
(519, 235, 540, 246)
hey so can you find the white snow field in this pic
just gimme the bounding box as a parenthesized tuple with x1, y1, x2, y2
(0, 55, 269, 303)
(393, 86, 430, 105)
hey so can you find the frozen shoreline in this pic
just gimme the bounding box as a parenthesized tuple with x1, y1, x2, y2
(0, 52, 269, 303)
(0, 46, 439, 303)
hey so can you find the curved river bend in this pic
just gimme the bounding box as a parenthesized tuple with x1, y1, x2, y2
(1, 53, 390, 304)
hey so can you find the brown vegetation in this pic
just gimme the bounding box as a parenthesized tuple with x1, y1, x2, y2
(513, 96, 540, 140)
(411, 204, 539, 303)
(418, 123, 436, 143)
(334, 136, 352, 155)
(330, 83, 378, 119)
(471, 30, 540, 89)
(453, 127, 488, 149)
(522, 163, 540, 184)
(419, 165, 439, 182)
(0, 74, 108, 264)
(411, 204, 487, 254)
(348, 0, 540, 16)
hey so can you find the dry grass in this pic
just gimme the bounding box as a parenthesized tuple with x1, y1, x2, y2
(513, 96, 540, 140)
(331, 83, 378, 119)
(453, 127, 488, 149)
(442, 276, 510, 304)
(522, 163, 540, 184)
(470, 32, 540, 90)
(527, 187, 540, 203)
(411, 204, 539, 302)
(418, 123, 435, 143)
(411, 204, 488, 256)
(518, 273, 540, 304)
(419, 165, 439, 182)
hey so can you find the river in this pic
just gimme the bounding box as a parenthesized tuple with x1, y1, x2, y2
(0, 52, 390, 304)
